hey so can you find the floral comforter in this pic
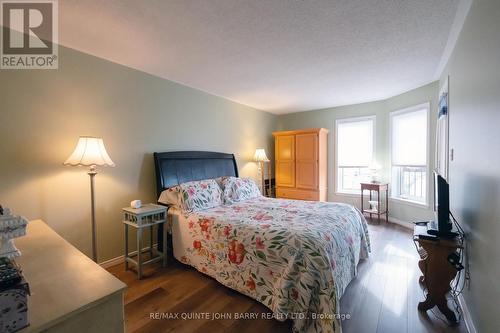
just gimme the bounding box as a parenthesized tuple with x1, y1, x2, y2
(170, 197, 370, 333)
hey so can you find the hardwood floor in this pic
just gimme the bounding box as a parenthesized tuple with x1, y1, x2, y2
(107, 220, 468, 333)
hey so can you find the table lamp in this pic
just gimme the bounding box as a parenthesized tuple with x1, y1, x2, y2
(64, 136, 115, 262)
(369, 160, 382, 183)
(253, 148, 270, 195)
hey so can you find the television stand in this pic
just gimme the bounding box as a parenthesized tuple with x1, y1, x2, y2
(413, 226, 463, 324)
(415, 220, 459, 239)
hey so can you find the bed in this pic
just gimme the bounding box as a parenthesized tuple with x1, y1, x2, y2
(154, 151, 370, 333)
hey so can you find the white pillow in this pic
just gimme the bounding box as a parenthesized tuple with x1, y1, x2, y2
(158, 185, 182, 207)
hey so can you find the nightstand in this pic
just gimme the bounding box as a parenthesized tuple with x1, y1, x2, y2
(360, 182, 389, 223)
(122, 204, 168, 279)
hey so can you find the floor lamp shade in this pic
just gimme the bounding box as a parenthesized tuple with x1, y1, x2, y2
(64, 136, 115, 167)
(253, 148, 270, 163)
(64, 136, 115, 262)
(253, 148, 270, 195)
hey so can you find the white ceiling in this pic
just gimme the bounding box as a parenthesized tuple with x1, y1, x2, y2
(58, 0, 462, 114)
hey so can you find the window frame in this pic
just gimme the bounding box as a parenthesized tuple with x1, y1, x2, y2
(389, 102, 431, 207)
(334, 115, 376, 195)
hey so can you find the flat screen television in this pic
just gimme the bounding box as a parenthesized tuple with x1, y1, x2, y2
(432, 171, 454, 236)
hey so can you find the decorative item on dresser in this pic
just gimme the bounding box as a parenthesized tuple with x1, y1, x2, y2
(64, 136, 115, 262)
(0, 206, 28, 259)
(0, 206, 30, 333)
(122, 203, 168, 279)
(0, 257, 29, 333)
(273, 128, 328, 201)
(360, 182, 389, 223)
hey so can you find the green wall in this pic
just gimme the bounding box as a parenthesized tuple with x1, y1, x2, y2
(277, 82, 439, 225)
(440, 0, 500, 331)
(0, 43, 276, 262)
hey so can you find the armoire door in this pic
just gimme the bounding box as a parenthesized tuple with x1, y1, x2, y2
(275, 135, 295, 187)
(295, 133, 318, 189)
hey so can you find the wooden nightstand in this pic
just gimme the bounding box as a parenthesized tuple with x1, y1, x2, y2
(360, 182, 389, 223)
(122, 204, 168, 279)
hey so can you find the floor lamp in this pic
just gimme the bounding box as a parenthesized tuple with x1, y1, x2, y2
(64, 136, 115, 262)
(253, 148, 270, 196)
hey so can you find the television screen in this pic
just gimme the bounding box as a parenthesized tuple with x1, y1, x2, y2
(433, 171, 451, 231)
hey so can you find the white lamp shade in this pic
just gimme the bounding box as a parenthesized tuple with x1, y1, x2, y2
(64, 136, 115, 167)
(369, 160, 382, 171)
(253, 148, 269, 162)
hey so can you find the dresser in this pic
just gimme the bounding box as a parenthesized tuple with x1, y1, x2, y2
(273, 128, 329, 201)
(16, 220, 126, 333)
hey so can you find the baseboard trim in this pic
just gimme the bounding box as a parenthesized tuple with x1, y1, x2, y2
(99, 255, 125, 269)
(99, 244, 159, 269)
(458, 294, 477, 333)
(387, 216, 413, 230)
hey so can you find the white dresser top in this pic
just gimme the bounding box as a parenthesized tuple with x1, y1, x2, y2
(15, 220, 126, 332)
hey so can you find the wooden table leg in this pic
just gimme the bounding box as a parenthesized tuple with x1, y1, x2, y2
(361, 189, 364, 217)
(385, 187, 389, 222)
(377, 189, 381, 224)
(418, 259, 426, 285)
(416, 241, 459, 324)
(418, 294, 435, 311)
(436, 298, 458, 323)
(369, 190, 373, 219)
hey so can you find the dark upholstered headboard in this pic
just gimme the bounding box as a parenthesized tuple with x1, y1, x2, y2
(153, 151, 238, 258)
(153, 151, 239, 196)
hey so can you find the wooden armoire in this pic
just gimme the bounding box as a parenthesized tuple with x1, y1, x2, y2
(273, 128, 329, 201)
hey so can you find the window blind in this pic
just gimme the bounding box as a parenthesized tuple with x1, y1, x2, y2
(337, 118, 374, 167)
(391, 109, 427, 166)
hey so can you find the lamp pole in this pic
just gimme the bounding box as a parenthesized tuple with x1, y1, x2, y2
(260, 161, 265, 195)
(268, 161, 272, 196)
(88, 165, 98, 262)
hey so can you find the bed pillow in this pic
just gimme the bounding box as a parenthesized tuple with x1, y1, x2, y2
(222, 177, 261, 204)
(158, 185, 182, 207)
(179, 179, 223, 212)
(213, 176, 224, 189)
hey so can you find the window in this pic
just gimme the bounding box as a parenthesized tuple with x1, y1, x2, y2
(336, 116, 375, 193)
(390, 104, 429, 204)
